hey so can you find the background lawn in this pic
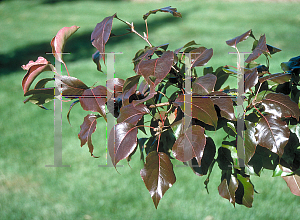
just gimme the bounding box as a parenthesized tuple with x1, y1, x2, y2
(1, 0, 300, 219)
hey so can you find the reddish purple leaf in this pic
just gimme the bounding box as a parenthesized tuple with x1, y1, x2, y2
(140, 151, 176, 209)
(174, 95, 218, 128)
(50, 26, 80, 64)
(261, 93, 299, 120)
(226, 29, 252, 48)
(106, 78, 125, 93)
(108, 122, 138, 166)
(256, 115, 290, 157)
(259, 73, 291, 84)
(78, 114, 99, 156)
(55, 75, 89, 98)
(91, 14, 116, 63)
(282, 174, 300, 196)
(218, 175, 239, 207)
(172, 125, 206, 165)
(143, 6, 182, 20)
(189, 47, 213, 68)
(245, 34, 269, 63)
(21, 57, 54, 94)
(117, 103, 150, 124)
(244, 68, 258, 93)
(210, 91, 236, 121)
(135, 51, 174, 87)
(192, 74, 217, 95)
(79, 85, 107, 121)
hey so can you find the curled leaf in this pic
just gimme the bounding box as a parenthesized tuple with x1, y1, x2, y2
(226, 29, 252, 48)
(143, 6, 182, 20)
(55, 75, 89, 98)
(22, 57, 54, 94)
(50, 25, 80, 64)
(78, 114, 99, 156)
(245, 34, 269, 63)
(140, 151, 176, 209)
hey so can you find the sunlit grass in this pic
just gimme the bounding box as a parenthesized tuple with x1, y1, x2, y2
(1, 0, 300, 219)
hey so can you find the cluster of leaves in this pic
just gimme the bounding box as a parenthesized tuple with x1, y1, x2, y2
(21, 6, 300, 208)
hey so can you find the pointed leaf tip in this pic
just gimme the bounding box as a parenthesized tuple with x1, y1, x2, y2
(140, 151, 176, 208)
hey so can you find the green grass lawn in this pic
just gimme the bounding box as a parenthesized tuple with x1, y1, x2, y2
(1, 0, 300, 219)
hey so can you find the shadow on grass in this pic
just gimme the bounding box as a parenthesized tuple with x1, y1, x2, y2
(1, 14, 180, 76)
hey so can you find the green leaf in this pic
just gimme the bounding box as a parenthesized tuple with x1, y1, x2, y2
(236, 174, 254, 207)
(140, 151, 176, 209)
(143, 6, 182, 20)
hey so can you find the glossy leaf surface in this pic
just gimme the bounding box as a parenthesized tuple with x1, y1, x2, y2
(192, 74, 217, 95)
(256, 115, 290, 157)
(245, 121, 257, 164)
(189, 47, 213, 68)
(140, 151, 176, 209)
(218, 175, 239, 207)
(259, 73, 291, 84)
(261, 93, 299, 120)
(55, 75, 89, 98)
(117, 103, 150, 124)
(172, 125, 206, 165)
(108, 122, 138, 166)
(174, 95, 218, 128)
(237, 174, 254, 207)
(210, 91, 236, 121)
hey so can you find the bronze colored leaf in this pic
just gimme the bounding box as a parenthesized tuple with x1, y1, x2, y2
(50, 25, 80, 64)
(108, 122, 138, 166)
(218, 175, 239, 207)
(192, 74, 217, 95)
(189, 47, 213, 68)
(174, 95, 218, 128)
(143, 6, 182, 20)
(55, 75, 89, 98)
(79, 85, 107, 121)
(21, 57, 54, 94)
(140, 151, 176, 209)
(117, 103, 150, 124)
(210, 91, 236, 121)
(91, 14, 116, 63)
(78, 114, 99, 156)
(282, 174, 300, 196)
(259, 73, 291, 84)
(256, 115, 290, 157)
(172, 125, 206, 165)
(226, 29, 252, 48)
(245, 34, 269, 63)
(261, 93, 299, 120)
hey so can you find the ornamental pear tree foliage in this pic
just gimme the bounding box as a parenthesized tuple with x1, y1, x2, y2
(21, 6, 300, 208)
